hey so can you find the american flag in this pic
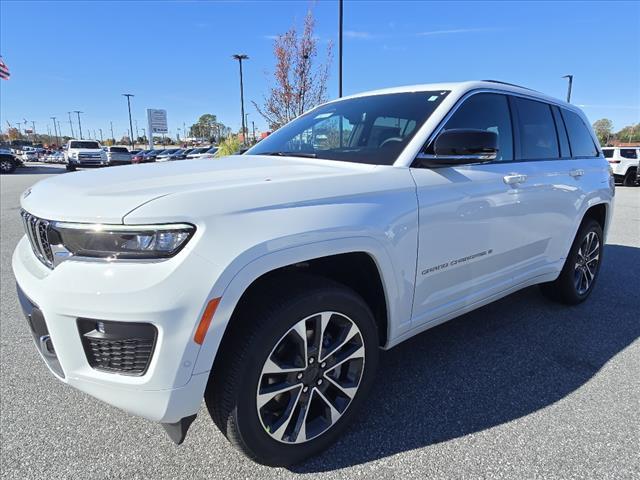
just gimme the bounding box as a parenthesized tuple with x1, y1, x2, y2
(0, 57, 10, 80)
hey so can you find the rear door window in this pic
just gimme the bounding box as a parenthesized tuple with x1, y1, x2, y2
(620, 149, 638, 159)
(602, 149, 614, 158)
(560, 109, 599, 157)
(513, 97, 559, 160)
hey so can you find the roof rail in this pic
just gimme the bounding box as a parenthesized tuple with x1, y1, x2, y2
(481, 80, 539, 92)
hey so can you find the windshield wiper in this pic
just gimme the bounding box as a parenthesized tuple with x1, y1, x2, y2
(260, 151, 317, 158)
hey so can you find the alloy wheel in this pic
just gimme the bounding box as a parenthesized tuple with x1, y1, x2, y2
(574, 231, 600, 295)
(256, 311, 365, 444)
(0, 160, 13, 172)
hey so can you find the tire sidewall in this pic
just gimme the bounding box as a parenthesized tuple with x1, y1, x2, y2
(564, 220, 604, 302)
(232, 287, 379, 466)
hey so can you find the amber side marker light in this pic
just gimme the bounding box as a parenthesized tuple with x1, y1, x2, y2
(194, 297, 221, 345)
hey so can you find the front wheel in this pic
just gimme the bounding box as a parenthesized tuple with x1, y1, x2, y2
(0, 158, 16, 174)
(205, 275, 379, 466)
(540, 219, 603, 304)
(65, 164, 76, 171)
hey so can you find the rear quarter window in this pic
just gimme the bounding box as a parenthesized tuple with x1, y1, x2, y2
(620, 149, 638, 159)
(560, 109, 599, 157)
(602, 149, 615, 158)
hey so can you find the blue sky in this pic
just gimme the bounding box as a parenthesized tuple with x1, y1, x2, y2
(1, 0, 639, 140)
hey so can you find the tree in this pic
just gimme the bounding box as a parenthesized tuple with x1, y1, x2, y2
(253, 8, 332, 130)
(215, 136, 241, 157)
(592, 119, 614, 146)
(6, 127, 22, 141)
(615, 123, 640, 143)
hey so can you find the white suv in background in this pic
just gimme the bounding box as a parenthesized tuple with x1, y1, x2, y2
(13, 81, 613, 466)
(602, 146, 639, 186)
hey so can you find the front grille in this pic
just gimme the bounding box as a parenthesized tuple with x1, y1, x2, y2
(77, 319, 157, 376)
(21, 210, 54, 268)
(78, 153, 103, 164)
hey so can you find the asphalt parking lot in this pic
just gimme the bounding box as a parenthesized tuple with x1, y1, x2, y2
(1, 163, 638, 480)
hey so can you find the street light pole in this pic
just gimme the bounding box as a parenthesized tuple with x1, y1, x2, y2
(122, 93, 135, 149)
(252, 120, 256, 143)
(339, 0, 343, 97)
(562, 74, 573, 103)
(232, 54, 249, 145)
(67, 112, 75, 138)
(51, 116, 60, 148)
(99, 128, 104, 143)
(245, 113, 250, 144)
(110, 121, 115, 143)
(74, 111, 83, 139)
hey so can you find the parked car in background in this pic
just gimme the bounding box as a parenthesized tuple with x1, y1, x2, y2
(130, 149, 142, 156)
(137, 149, 164, 163)
(65, 140, 108, 171)
(131, 150, 149, 164)
(0, 148, 21, 173)
(105, 146, 132, 166)
(44, 152, 65, 164)
(167, 148, 195, 161)
(11, 81, 614, 466)
(156, 148, 180, 162)
(198, 147, 219, 159)
(602, 146, 639, 186)
(22, 150, 38, 162)
(185, 146, 210, 158)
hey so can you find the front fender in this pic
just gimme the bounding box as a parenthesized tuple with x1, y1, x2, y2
(191, 235, 413, 375)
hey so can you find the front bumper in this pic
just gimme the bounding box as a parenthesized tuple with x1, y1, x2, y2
(12, 236, 217, 422)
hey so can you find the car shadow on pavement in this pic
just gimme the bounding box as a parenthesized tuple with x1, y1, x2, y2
(13, 165, 67, 175)
(292, 244, 640, 473)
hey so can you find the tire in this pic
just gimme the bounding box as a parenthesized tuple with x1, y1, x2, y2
(623, 169, 637, 187)
(66, 164, 76, 171)
(0, 158, 16, 174)
(205, 274, 379, 466)
(540, 219, 603, 305)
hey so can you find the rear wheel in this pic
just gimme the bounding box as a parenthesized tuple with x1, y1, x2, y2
(66, 164, 76, 171)
(623, 169, 637, 187)
(540, 219, 603, 304)
(205, 275, 379, 466)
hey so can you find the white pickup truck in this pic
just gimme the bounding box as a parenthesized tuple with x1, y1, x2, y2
(65, 139, 108, 171)
(13, 81, 614, 466)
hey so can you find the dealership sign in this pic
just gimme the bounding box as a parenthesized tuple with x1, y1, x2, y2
(147, 109, 168, 134)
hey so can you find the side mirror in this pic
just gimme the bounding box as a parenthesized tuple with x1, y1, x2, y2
(417, 129, 498, 167)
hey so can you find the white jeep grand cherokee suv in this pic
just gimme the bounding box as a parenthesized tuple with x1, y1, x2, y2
(13, 81, 613, 466)
(602, 146, 639, 186)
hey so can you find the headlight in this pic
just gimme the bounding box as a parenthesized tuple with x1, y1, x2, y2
(48, 223, 195, 259)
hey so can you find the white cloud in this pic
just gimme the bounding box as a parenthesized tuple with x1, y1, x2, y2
(344, 30, 375, 39)
(416, 28, 502, 36)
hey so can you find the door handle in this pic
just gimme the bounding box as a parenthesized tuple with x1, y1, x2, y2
(503, 174, 527, 185)
(570, 169, 585, 178)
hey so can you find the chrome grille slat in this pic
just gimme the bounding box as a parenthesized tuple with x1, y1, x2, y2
(20, 210, 54, 269)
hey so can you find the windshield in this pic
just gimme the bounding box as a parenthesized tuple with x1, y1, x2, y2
(206, 147, 218, 154)
(247, 91, 449, 165)
(69, 141, 100, 149)
(110, 147, 129, 153)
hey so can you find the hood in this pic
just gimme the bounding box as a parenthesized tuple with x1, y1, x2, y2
(20, 155, 376, 223)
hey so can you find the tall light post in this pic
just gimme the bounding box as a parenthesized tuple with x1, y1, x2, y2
(74, 111, 83, 139)
(562, 74, 573, 103)
(31, 121, 37, 143)
(99, 128, 104, 143)
(51, 116, 60, 147)
(232, 54, 249, 145)
(67, 112, 75, 138)
(245, 113, 250, 144)
(110, 121, 115, 142)
(339, 0, 343, 97)
(122, 93, 135, 149)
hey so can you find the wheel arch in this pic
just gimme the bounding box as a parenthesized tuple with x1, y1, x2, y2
(191, 237, 401, 376)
